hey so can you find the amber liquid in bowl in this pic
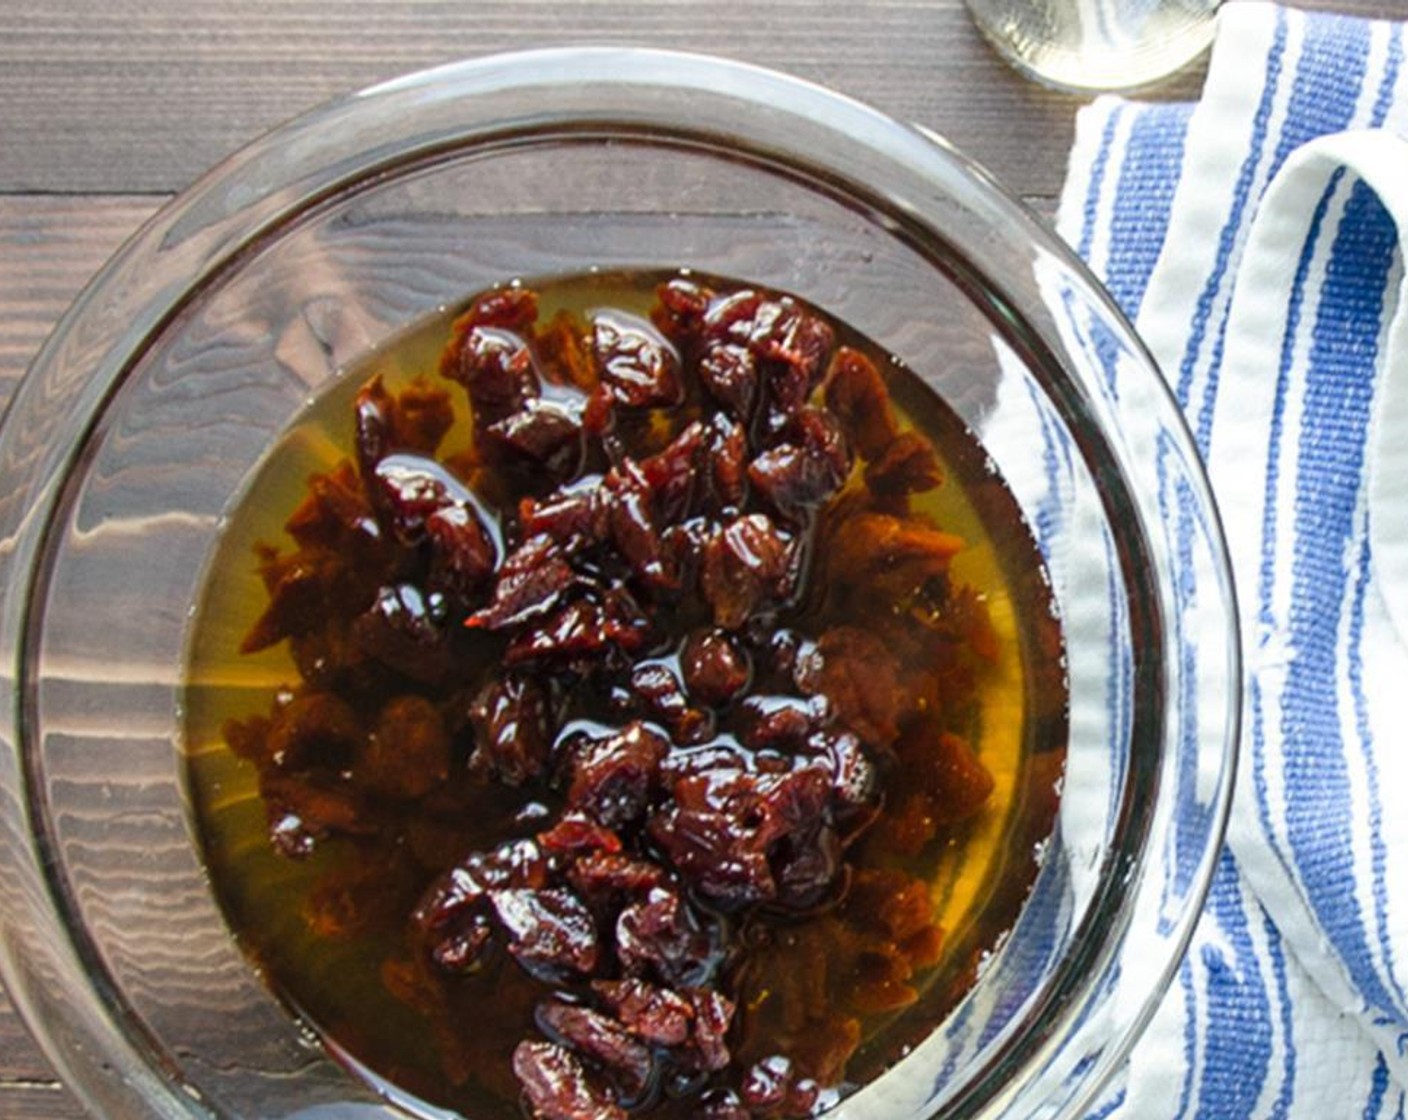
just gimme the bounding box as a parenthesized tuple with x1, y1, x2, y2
(182, 269, 1068, 1119)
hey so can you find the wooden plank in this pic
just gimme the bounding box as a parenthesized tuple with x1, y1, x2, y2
(0, 1081, 74, 1120)
(0, 0, 1086, 198)
(5, 0, 1400, 201)
(0, 195, 163, 404)
(0, 989, 57, 1084)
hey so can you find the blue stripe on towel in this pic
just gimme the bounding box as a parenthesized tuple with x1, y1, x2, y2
(1192, 12, 1372, 451)
(1168, 465, 1210, 916)
(1249, 166, 1345, 921)
(1079, 105, 1126, 266)
(1265, 901, 1296, 1118)
(1351, 531, 1408, 1023)
(1195, 851, 1274, 1118)
(1174, 10, 1288, 423)
(1366, 1050, 1393, 1117)
(1369, 25, 1403, 128)
(1284, 177, 1402, 1028)
(1175, 954, 1198, 1120)
(1108, 104, 1193, 319)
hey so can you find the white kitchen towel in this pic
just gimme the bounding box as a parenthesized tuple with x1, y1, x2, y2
(1058, 4, 1408, 1116)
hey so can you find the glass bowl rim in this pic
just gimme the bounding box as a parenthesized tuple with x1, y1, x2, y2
(0, 44, 1241, 1120)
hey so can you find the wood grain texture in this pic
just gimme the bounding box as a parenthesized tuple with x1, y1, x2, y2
(0, 1081, 74, 1120)
(0, 195, 163, 397)
(0, 0, 1086, 197)
(1, 1, 1406, 1116)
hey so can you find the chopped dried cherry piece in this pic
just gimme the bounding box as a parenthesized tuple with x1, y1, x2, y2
(431, 911, 496, 974)
(462, 285, 540, 332)
(696, 289, 834, 434)
(750, 299, 834, 381)
(602, 585, 656, 651)
(440, 324, 540, 422)
(741, 1054, 792, 1112)
(842, 869, 934, 943)
(536, 998, 655, 1102)
(864, 430, 942, 497)
(697, 342, 758, 419)
(424, 502, 498, 601)
(734, 695, 821, 753)
(741, 1054, 820, 1117)
(753, 628, 808, 683)
(661, 517, 715, 587)
(356, 694, 450, 800)
(484, 399, 584, 477)
(824, 346, 898, 461)
(568, 851, 668, 903)
(355, 375, 398, 478)
(352, 582, 456, 685)
(748, 407, 851, 515)
(505, 592, 653, 666)
(704, 413, 749, 512)
(468, 674, 554, 786)
(261, 770, 375, 854)
(681, 629, 751, 707)
(649, 766, 833, 910)
(629, 662, 711, 743)
(592, 979, 694, 1047)
(222, 713, 271, 766)
(536, 309, 599, 391)
(369, 453, 474, 547)
(648, 785, 774, 909)
(604, 460, 676, 589)
(503, 600, 605, 665)
(284, 460, 383, 555)
(592, 311, 684, 409)
(489, 887, 600, 980)
(795, 626, 904, 747)
(924, 730, 995, 824)
(901, 923, 945, 969)
(468, 534, 577, 631)
(392, 377, 457, 454)
(264, 692, 362, 771)
(824, 511, 963, 605)
(695, 1088, 752, 1120)
(771, 818, 843, 910)
(240, 549, 337, 654)
(512, 1040, 625, 1120)
(413, 838, 550, 955)
(681, 987, 735, 1073)
(520, 481, 609, 551)
(702, 288, 763, 338)
(652, 277, 712, 341)
(538, 812, 622, 856)
(615, 887, 718, 987)
(639, 421, 705, 523)
(288, 619, 379, 693)
(699, 514, 798, 630)
(565, 721, 668, 828)
(756, 320, 834, 436)
(355, 374, 455, 479)
(847, 945, 919, 1014)
(809, 729, 879, 830)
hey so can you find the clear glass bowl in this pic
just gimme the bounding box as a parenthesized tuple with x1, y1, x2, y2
(0, 48, 1238, 1120)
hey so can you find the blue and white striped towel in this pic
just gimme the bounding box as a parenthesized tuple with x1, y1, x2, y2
(1059, 4, 1408, 1116)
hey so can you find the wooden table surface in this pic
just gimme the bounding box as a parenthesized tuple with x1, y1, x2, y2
(0, 1, 1396, 1116)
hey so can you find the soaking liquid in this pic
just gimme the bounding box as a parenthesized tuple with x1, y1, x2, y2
(183, 269, 1067, 1119)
